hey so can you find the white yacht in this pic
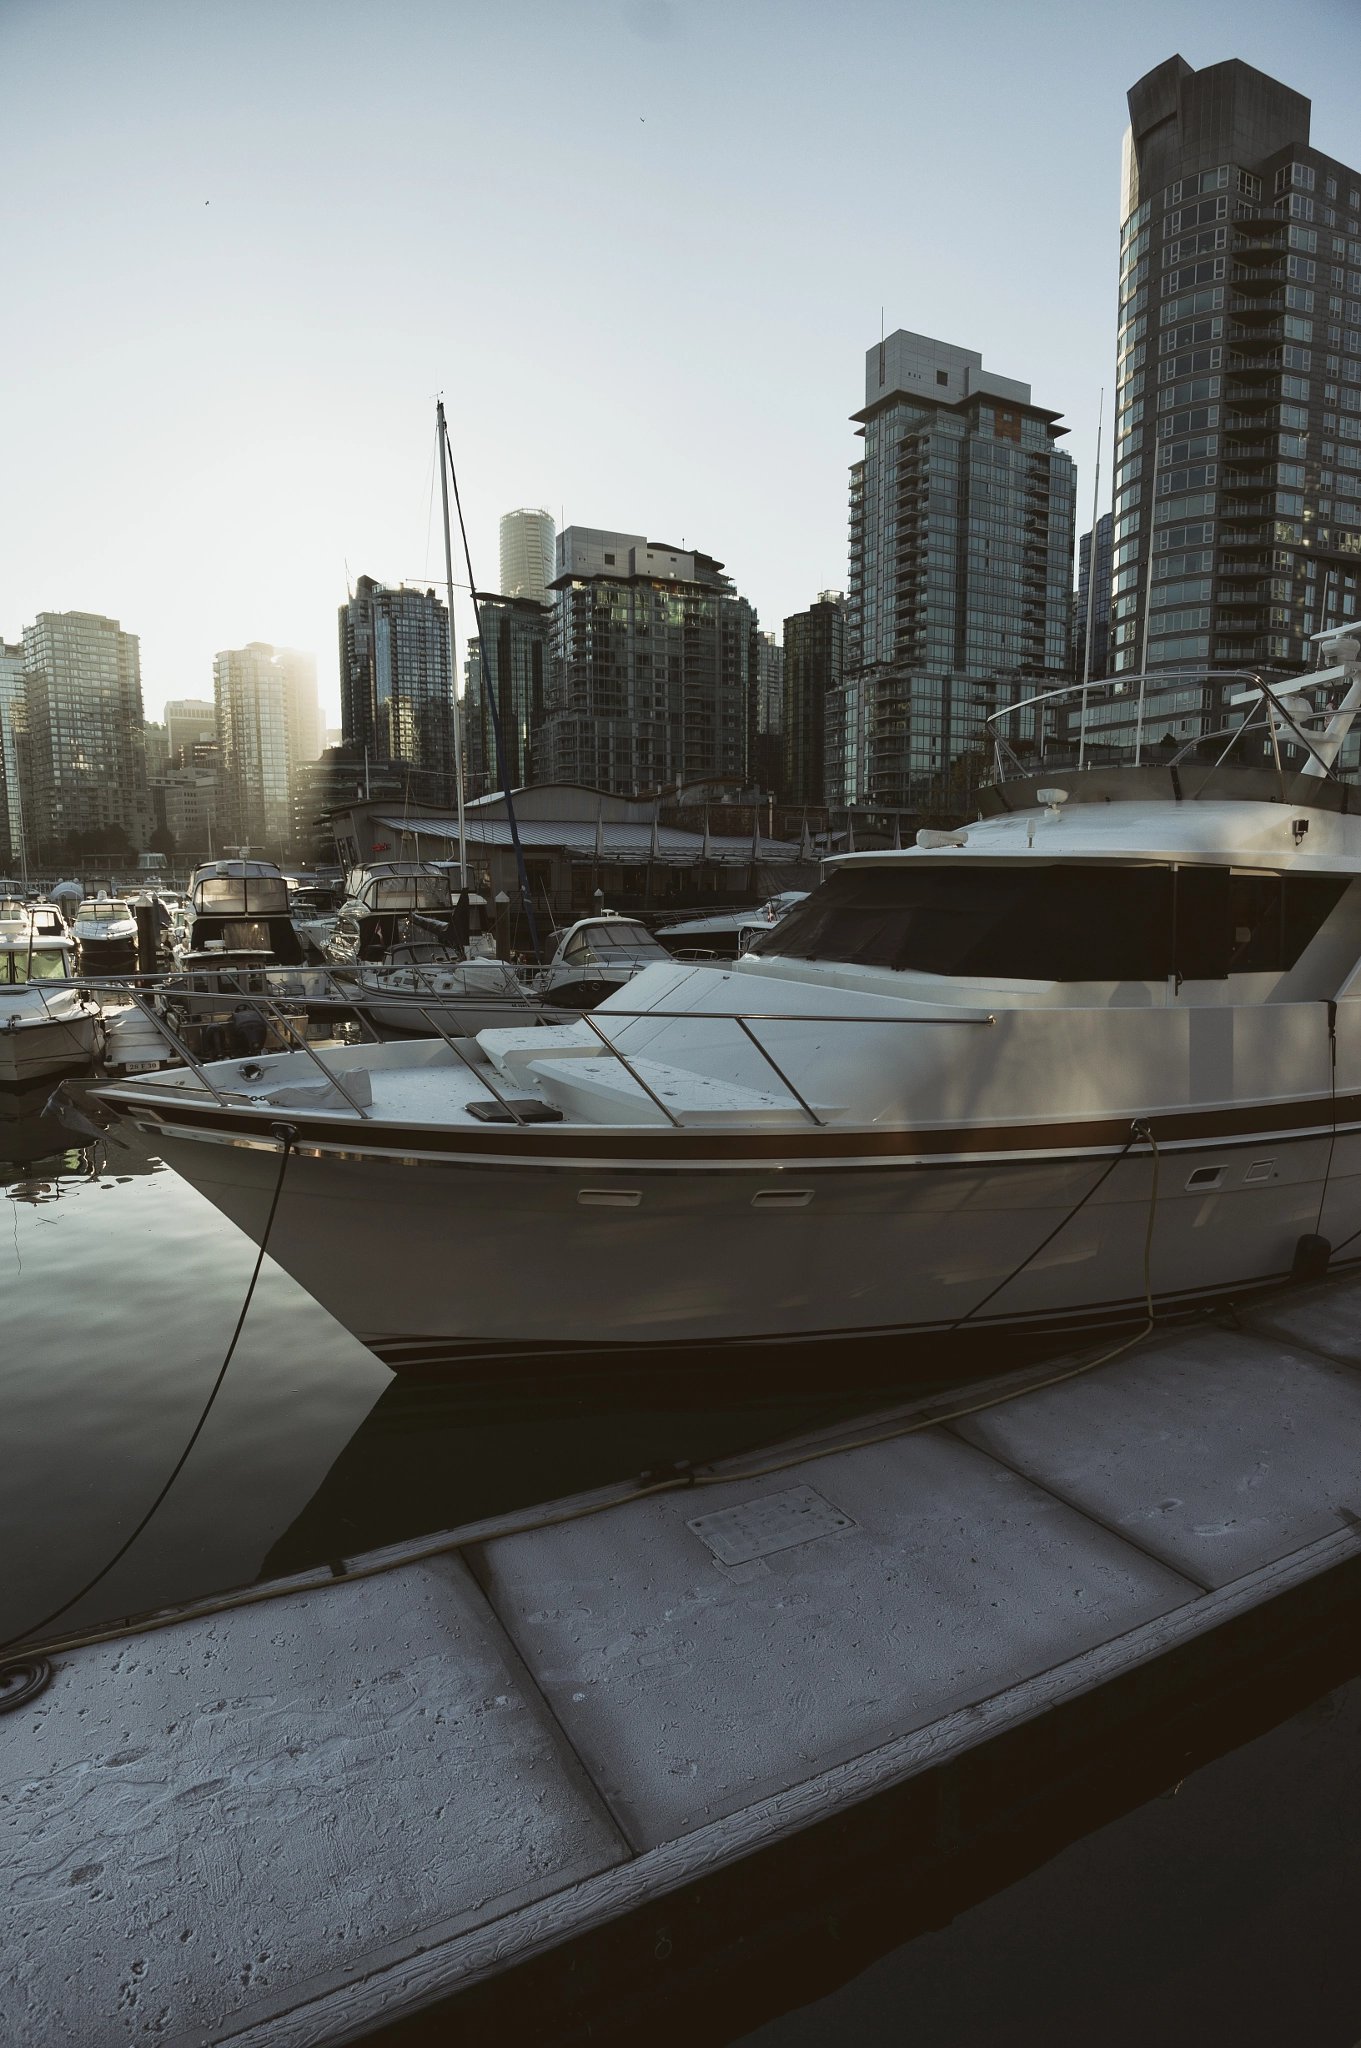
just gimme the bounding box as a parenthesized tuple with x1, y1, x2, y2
(179, 859, 305, 972)
(72, 893, 138, 974)
(95, 641, 1361, 1371)
(0, 926, 96, 1081)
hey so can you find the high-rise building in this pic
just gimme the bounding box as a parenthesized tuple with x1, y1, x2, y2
(0, 639, 26, 870)
(21, 610, 150, 857)
(499, 510, 557, 604)
(213, 643, 293, 853)
(274, 648, 323, 774)
(1075, 513, 1114, 679)
(835, 329, 1076, 809)
(783, 593, 844, 805)
(463, 594, 553, 796)
(337, 577, 455, 805)
(749, 629, 785, 799)
(148, 769, 219, 856)
(537, 528, 757, 795)
(164, 697, 218, 769)
(1115, 57, 1361, 698)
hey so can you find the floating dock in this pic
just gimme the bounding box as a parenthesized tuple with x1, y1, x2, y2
(8, 1276, 1361, 2046)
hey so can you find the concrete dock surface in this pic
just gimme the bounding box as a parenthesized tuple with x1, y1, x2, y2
(8, 1275, 1361, 2046)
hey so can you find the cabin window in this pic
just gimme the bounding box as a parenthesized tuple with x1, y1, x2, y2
(750, 865, 1349, 982)
(219, 921, 271, 953)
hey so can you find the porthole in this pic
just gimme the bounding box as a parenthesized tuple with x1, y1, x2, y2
(577, 1189, 641, 1208)
(1185, 1165, 1226, 1191)
(751, 1189, 814, 1209)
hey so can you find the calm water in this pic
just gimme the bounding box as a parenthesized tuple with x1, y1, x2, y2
(742, 1674, 1361, 2048)
(0, 1077, 958, 1648)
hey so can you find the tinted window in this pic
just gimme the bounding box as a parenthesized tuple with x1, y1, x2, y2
(750, 865, 1349, 982)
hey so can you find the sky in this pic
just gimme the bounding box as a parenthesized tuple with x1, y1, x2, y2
(3, 0, 1359, 729)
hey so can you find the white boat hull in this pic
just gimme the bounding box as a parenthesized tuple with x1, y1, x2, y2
(0, 1007, 98, 1082)
(142, 1113, 1361, 1370)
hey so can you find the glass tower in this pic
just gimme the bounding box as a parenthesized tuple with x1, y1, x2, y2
(834, 330, 1076, 811)
(463, 594, 553, 796)
(1075, 513, 1114, 680)
(337, 578, 455, 805)
(1114, 57, 1361, 730)
(783, 592, 845, 805)
(213, 644, 294, 854)
(21, 610, 150, 859)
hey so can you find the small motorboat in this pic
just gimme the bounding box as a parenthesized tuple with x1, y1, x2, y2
(72, 893, 138, 975)
(534, 912, 674, 1008)
(656, 892, 810, 961)
(0, 926, 97, 1081)
(325, 863, 485, 966)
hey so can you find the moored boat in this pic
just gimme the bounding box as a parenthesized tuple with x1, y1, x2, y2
(72, 893, 138, 975)
(0, 927, 97, 1081)
(96, 642, 1361, 1372)
(534, 911, 674, 1008)
(655, 891, 809, 961)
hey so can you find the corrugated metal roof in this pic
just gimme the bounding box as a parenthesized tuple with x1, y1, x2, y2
(373, 816, 803, 860)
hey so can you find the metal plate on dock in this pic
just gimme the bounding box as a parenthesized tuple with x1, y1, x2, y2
(687, 1485, 856, 1565)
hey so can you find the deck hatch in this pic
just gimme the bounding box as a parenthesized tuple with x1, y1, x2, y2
(687, 1485, 857, 1566)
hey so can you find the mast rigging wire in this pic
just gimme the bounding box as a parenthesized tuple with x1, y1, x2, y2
(438, 408, 542, 963)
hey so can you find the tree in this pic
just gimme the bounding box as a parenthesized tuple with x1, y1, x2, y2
(149, 824, 177, 857)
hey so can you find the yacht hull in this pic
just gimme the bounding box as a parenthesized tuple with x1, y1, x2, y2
(138, 1108, 1361, 1370)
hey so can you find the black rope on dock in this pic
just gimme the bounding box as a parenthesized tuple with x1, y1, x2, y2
(0, 1123, 298, 1664)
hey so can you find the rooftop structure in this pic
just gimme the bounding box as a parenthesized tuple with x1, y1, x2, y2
(499, 508, 556, 604)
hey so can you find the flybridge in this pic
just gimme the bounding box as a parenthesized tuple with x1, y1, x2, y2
(987, 629, 1361, 794)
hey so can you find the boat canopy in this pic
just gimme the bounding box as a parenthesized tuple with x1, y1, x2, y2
(347, 864, 454, 913)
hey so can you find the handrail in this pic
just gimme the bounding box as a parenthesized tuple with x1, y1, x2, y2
(980, 667, 1353, 786)
(734, 1017, 823, 1127)
(120, 989, 236, 1106)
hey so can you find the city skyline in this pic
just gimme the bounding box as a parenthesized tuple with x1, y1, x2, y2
(5, 1, 1357, 730)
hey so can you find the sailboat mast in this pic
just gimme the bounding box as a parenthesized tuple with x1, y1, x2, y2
(436, 399, 470, 891)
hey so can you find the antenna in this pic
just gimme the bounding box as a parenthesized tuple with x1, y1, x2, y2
(1077, 387, 1104, 771)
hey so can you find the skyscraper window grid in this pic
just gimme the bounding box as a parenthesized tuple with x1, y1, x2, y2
(834, 331, 1075, 811)
(1109, 56, 1361, 773)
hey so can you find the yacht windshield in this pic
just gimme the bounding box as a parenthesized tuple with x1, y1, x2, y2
(565, 923, 668, 964)
(749, 864, 1350, 981)
(15, 948, 70, 981)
